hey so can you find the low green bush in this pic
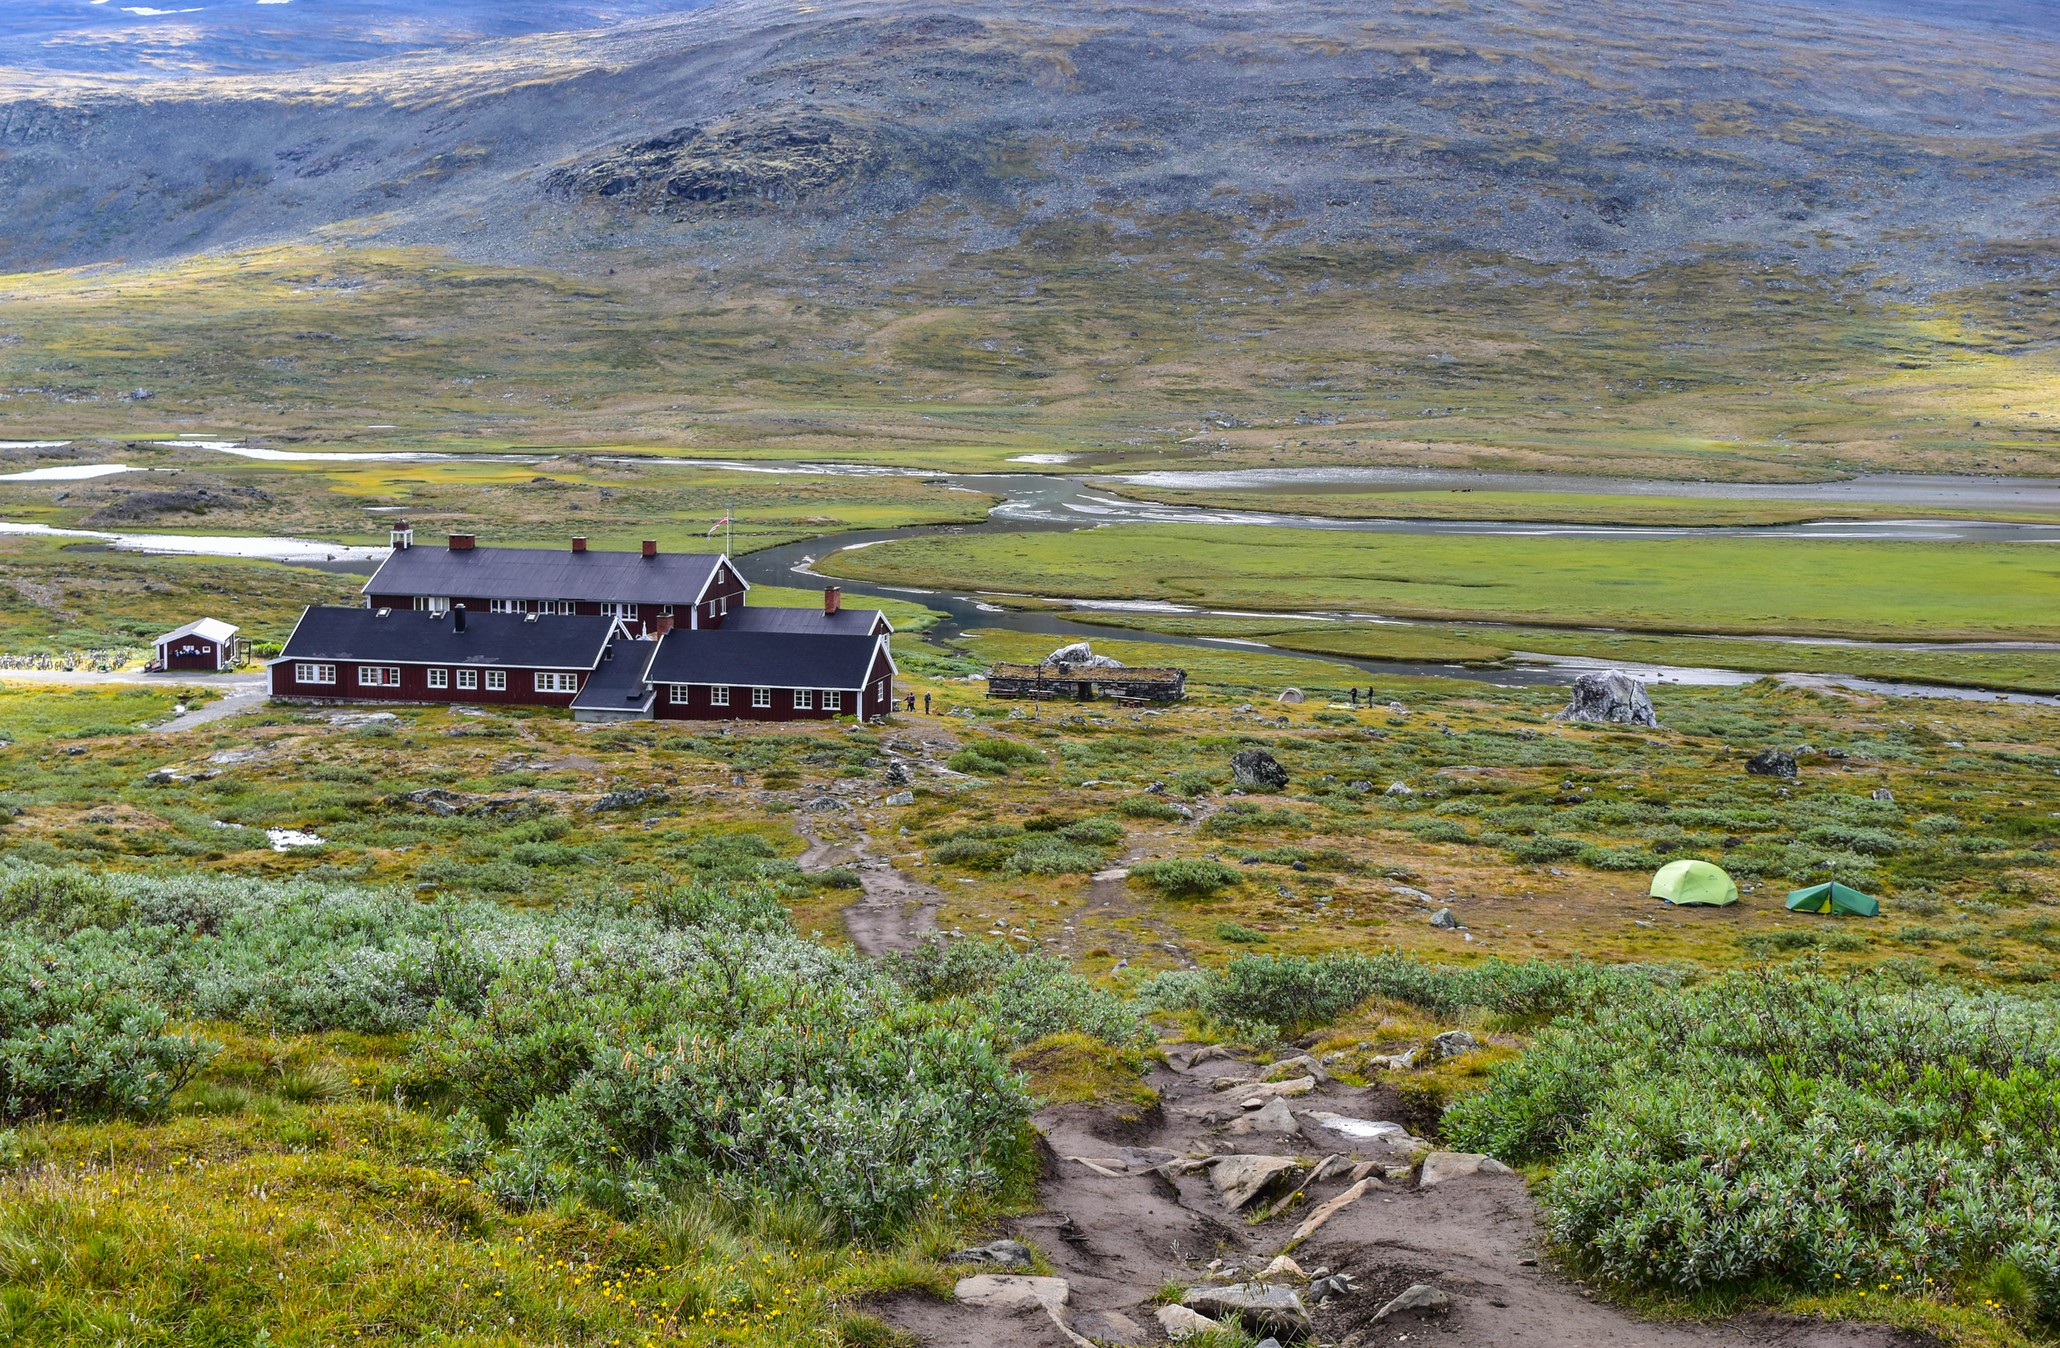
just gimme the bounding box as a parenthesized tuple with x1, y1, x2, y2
(1444, 969, 2060, 1323)
(946, 739, 1045, 776)
(1115, 795, 1187, 821)
(1129, 858, 1243, 897)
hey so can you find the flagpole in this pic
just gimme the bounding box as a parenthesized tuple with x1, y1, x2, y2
(726, 502, 733, 558)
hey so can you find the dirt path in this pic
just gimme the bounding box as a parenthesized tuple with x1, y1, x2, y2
(795, 814, 945, 956)
(0, 669, 268, 734)
(875, 1048, 1935, 1348)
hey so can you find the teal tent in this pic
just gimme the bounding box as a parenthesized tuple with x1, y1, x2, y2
(1785, 881, 1880, 917)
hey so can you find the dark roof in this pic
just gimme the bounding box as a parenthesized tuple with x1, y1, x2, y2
(644, 629, 888, 691)
(365, 543, 728, 606)
(277, 607, 618, 669)
(723, 605, 891, 636)
(571, 641, 660, 712)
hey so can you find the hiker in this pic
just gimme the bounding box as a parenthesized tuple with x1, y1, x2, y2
(1349, 686, 1360, 707)
(905, 693, 916, 712)
(923, 692, 932, 714)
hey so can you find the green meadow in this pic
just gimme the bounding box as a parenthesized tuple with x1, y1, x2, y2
(823, 525, 2060, 642)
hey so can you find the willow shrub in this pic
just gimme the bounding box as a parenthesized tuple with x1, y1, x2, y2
(1444, 968, 2060, 1323)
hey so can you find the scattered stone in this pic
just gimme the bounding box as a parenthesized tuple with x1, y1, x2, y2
(327, 711, 398, 728)
(1372, 1284, 1450, 1322)
(1555, 669, 1659, 728)
(1387, 701, 1407, 715)
(1429, 907, 1462, 930)
(1067, 1156, 1126, 1178)
(1746, 748, 1799, 780)
(883, 760, 911, 786)
(1231, 748, 1290, 790)
(144, 769, 179, 785)
(1208, 1154, 1302, 1210)
(1428, 1029, 1478, 1060)
(1255, 1339, 1284, 1348)
(1170, 802, 1195, 819)
(1308, 1274, 1355, 1305)
(1418, 1151, 1513, 1187)
(1277, 686, 1305, 704)
(1181, 1283, 1311, 1339)
(1289, 1177, 1372, 1243)
(1384, 780, 1414, 796)
(954, 1274, 1070, 1312)
(1188, 1044, 1236, 1066)
(1872, 787, 1895, 802)
(1263, 1054, 1326, 1083)
(1156, 1304, 1220, 1340)
(1227, 1097, 1299, 1134)
(885, 790, 915, 806)
(1257, 1255, 1306, 1283)
(593, 786, 665, 812)
(1044, 641, 1124, 669)
(1237, 1075, 1316, 1106)
(948, 1239, 1033, 1268)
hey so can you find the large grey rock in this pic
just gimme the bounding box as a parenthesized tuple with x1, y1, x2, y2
(1181, 1283, 1312, 1339)
(1747, 748, 1799, 779)
(1208, 1154, 1301, 1210)
(1156, 1304, 1220, 1340)
(1373, 1284, 1450, 1322)
(1227, 1097, 1299, 1134)
(1044, 641, 1124, 669)
(954, 1274, 1069, 1311)
(1555, 670, 1659, 728)
(1418, 1151, 1513, 1187)
(1430, 907, 1462, 930)
(1428, 1029, 1478, 1060)
(1231, 748, 1290, 790)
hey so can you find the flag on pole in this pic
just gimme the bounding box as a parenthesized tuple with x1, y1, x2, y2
(706, 514, 732, 538)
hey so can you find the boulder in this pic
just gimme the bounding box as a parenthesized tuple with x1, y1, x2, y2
(1384, 780, 1414, 796)
(1227, 1097, 1299, 1134)
(1387, 701, 1408, 715)
(1208, 1154, 1301, 1210)
(954, 1275, 1070, 1312)
(1156, 1305, 1220, 1340)
(1745, 748, 1799, 780)
(594, 786, 666, 812)
(948, 1239, 1034, 1268)
(1257, 1255, 1306, 1283)
(1429, 907, 1462, 930)
(1277, 687, 1305, 704)
(1872, 787, 1895, 802)
(1427, 1029, 1478, 1060)
(1181, 1283, 1312, 1339)
(1230, 749, 1290, 790)
(1237, 1076, 1317, 1106)
(885, 790, 915, 806)
(1308, 1274, 1354, 1306)
(1418, 1151, 1513, 1187)
(1044, 641, 1124, 669)
(1373, 1284, 1450, 1322)
(1555, 670, 1659, 728)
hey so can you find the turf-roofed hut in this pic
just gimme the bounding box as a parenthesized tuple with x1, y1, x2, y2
(987, 662, 1187, 703)
(268, 606, 625, 708)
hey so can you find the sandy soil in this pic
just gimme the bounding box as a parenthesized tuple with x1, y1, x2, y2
(875, 1049, 1937, 1348)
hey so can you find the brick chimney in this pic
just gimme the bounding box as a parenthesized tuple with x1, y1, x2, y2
(571, 537, 588, 554)
(448, 534, 476, 552)
(650, 614, 675, 637)
(641, 540, 658, 559)
(824, 586, 842, 616)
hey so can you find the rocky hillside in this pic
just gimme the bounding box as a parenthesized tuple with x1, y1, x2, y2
(0, 0, 2054, 293)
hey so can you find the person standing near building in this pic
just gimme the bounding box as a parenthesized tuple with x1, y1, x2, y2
(923, 692, 932, 714)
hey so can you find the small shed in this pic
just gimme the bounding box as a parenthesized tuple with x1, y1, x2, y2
(154, 618, 241, 672)
(986, 662, 1187, 703)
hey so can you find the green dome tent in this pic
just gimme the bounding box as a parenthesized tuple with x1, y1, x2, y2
(1650, 859, 1739, 906)
(1785, 881, 1879, 917)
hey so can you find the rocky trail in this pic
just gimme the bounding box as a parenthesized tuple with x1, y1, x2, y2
(875, 1047, 1936, 1348)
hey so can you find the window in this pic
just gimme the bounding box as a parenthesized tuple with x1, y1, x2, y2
(358, 665, 400, 687)
(535, 672, 579, 694)
(295, 663, 335, 685)
(658, 604, 675, 618)
(793, 689, 813, 710)
(718, 595, 729, 616)
(490, 599, 522, 614)
(485, 670, 507, 692)
(456, 668, 479, 690)
(669, 684, 693, 704)
(427, 668, 449, 689)
(602, 602, 638, 620)
(710, 685, 730, 707)
(412, 596, 431, 611)
(822, 690, 841, 712)
(751, 687, 772, 709)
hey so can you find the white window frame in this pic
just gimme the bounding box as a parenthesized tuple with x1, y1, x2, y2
(751, 687, 771, 709)
(658, 604, 675, 618)
(718, 595, 729, 616)
(411, 596, 432, 612)
(456, 668, 479, 690)
(485, 670, 507, 692)
(490, 599, 522, 615)
(534, 672, 579, 694)
(822, 690, 841, 712)
(427, 668, 449, 689)
(669, 684, 693, 704)
(358, 665, 400, 688)
(602, 601, 638, 620)
(793, 689, 813, 710)
(709, 685, 730, 707)
(295, 662, 335, 685)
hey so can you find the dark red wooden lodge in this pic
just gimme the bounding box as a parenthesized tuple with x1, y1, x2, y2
(270, 529, 896, 721)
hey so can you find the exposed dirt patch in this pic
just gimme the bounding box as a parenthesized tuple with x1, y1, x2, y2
(877, 1048, 1937, 1348)
(795, 814, 943, 955)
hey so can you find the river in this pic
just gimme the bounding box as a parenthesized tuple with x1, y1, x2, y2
(6, 443, 2058, 701)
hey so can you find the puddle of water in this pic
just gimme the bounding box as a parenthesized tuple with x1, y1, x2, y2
(0, 463, 136, 482)
(0, 441, 73, 451)
(0, 520, 386, 563)
(1008, 453, 1076, 464)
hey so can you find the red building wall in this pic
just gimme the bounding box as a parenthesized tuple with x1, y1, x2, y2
(268, 660, 587, 708)
(161, 638, 222, 671)
(652, 646, 895, 722)
(365, 595, 694, 637)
